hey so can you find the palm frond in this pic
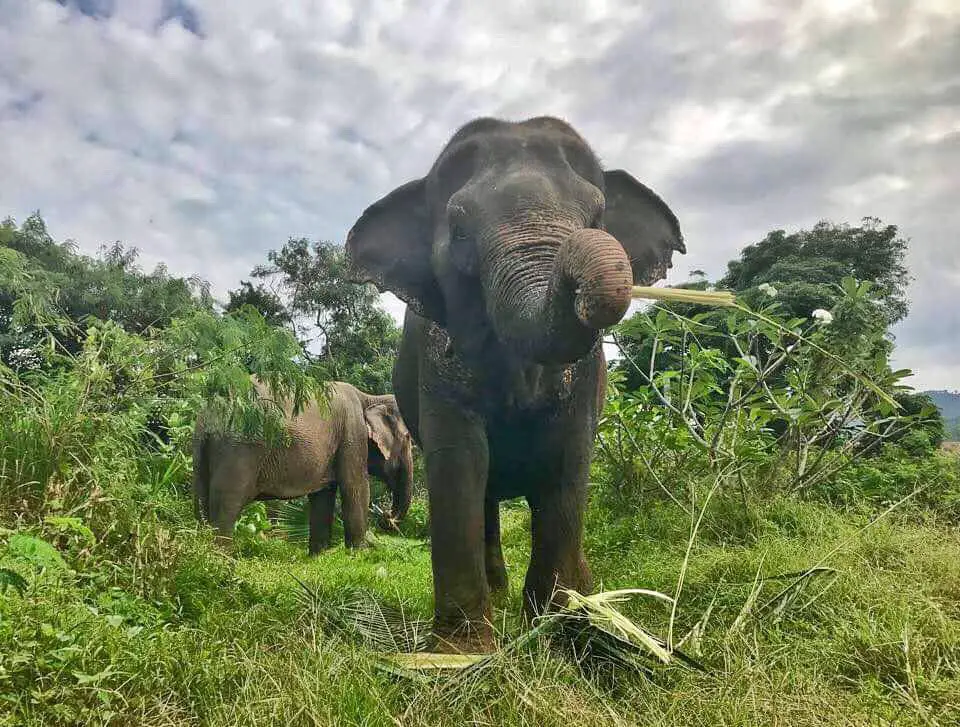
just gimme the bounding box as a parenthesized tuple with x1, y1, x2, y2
(291, 576, 430, 653)
(273, 497, 310, 543)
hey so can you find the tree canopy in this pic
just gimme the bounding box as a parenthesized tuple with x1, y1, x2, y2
(228, 237, 401, 394)
(1, 215, 401, 395)
(1, 213, 212, 368)
(718, 217, 911, 325)
(611, 216, 941, 453)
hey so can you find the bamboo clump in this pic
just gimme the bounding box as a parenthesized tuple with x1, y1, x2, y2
(631, 286, 737, 307)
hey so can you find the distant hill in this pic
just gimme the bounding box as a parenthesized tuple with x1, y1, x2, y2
(924, 390, 960, 419)
(924, 390, 960, 439)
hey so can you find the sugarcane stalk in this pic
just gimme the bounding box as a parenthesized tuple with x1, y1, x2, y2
(631, 286, 737, 307)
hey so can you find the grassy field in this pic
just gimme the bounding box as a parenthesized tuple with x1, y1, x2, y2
(6, 208, 958, 724)
(4, 485, 960, 726)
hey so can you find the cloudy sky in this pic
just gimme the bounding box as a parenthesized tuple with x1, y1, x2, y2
(1, 0, 958, 390)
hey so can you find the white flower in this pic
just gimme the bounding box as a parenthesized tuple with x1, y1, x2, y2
(375, 565, 388, 579)
(758, 283, 778, 297)
(811, 308, 834, 324)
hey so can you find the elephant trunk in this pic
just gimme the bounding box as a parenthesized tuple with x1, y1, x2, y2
(483, 224, 633, 364)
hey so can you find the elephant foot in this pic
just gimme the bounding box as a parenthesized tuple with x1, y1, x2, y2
(308, 541, 332, 556)
(522, 562, 593, 622)
(428, 620, 497, 655)
(211, 532, 236, 554)
(486, 570, 509, 609)
(344, 537, 374, 551)
(376, 514, 402, 534)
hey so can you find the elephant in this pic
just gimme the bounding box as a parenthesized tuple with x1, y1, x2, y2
(192, 378, 415, 553)
(345, 116, 685, 653)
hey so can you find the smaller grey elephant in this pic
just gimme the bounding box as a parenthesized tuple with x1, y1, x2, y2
(192, 379, 414, 552)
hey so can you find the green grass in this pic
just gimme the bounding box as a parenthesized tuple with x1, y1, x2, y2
(3, 489, 960, 726)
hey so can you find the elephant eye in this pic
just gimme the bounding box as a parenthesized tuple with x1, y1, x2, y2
(449, 224, 478, 273)
(450, 222, 475, 252)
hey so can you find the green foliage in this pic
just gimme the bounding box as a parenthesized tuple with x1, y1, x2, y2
(237, 236, 402, 393)
(0, 302, 327, 531)
(161, 305, 327, 445)
(0, 567, 27, 595)
(225, 280, 292, 328)
(818, 448, 960, 517)
(889, 391, 946, 452)
(235, 501, 272, 537)
(603, 283, 933, 516)
(1, 213, 213, 369)
(2, 534, 68, 573)
(610, 272, 940, 517)
(718, 216, 911, 325)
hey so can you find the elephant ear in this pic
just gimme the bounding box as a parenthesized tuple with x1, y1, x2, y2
(345, 178, 446, 325)
(602, 169, 686, 285)
(364, 404, 394, 462)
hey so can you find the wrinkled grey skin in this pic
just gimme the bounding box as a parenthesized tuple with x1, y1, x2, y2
(192, 379, 415, 552)
(345, 116, 685, 653)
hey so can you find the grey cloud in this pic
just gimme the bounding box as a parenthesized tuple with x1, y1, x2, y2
(54, 0, 114, 21)
(678, 140, 826, 208)
(157, 0, 202, 36)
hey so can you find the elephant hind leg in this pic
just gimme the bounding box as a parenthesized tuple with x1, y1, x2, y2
(192, 433, 210, 522)
(308, 486, 336, 554)
(484, 496, 508, 597)
(207, 441, 259, 545)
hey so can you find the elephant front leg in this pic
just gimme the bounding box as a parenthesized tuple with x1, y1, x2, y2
(337, 441, 372, 550)
(339, 475, 371, 549)
(308, 487, 336, 554)
(523, 480, 593, 620)
(421, 396, 493, 654)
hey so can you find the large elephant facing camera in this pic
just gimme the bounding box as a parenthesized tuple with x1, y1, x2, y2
(345, 116, 685, 653)
(192, 379, 414, 553)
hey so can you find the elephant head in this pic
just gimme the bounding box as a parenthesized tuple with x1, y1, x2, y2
(345, 116, 685, 366)
(363, 396, 414, 530)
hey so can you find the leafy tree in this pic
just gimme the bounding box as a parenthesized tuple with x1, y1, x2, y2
(600, 286, 927, 506)
(612, 277, 726, 392)
(888, 390, 946, 454)
(225, 280, 291, 328)
(718, 217, 910, 326)
(239, 237, 401, 394)
(615, 218, 910, 393)
(1, 213, 212, 368)
(611, 218, 925, 463)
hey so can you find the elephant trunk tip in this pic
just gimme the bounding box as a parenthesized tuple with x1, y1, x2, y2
(565, 228, 633, 330)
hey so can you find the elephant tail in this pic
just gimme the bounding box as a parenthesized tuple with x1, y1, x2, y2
(192, 427, 211, 523)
